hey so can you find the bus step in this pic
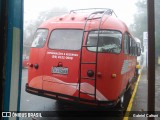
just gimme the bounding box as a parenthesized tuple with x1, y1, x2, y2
(81, 62, 96, 64)
(81, 77, 95, 80)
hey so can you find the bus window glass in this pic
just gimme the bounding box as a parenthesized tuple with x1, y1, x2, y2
(31, 29, 48, 48)
(132, 40, 136, 56)
(124, 33, 129, 54)
(133, 39, 136, 56)
(129, 37, 133, 55)
(137, 42, 141, 56)
(87, 30, 122, 53)
(48, 29, 83, 50)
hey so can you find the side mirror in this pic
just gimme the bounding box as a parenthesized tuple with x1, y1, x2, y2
(142, 46, 144, 52)
(137, 48, 141, 56)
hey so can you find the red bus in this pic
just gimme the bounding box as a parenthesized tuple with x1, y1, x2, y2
(26, 8, 141, 108)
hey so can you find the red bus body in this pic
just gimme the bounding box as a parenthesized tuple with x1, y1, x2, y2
(26, 9, 139, 107)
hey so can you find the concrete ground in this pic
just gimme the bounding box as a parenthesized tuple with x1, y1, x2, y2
(129, 66, 160, 120)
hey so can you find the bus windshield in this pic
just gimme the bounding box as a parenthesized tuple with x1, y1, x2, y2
(48, 29, 83, 50)
(87, 30, 122, 53)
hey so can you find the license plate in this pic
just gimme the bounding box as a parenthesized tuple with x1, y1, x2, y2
(52, 67, 68, 74)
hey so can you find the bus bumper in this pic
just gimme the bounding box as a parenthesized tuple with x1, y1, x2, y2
(25, 83, 116, 108)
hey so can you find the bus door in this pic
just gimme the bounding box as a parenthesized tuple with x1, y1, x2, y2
(42, 29, 83, 97)
(79, 30, 122, 100)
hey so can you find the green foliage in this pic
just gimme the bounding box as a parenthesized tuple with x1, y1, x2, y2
(130, 0, 147, 41)
(130, 0, 160, 56)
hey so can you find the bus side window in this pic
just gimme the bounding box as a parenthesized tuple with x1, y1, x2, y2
(124, 33, 129, 54)
(133, 39, 137, 56)
(87, 30, 122, 53)
(129, 37, 133, 55)
(132, 40, 136, 56)
(137, 43, 141, 56)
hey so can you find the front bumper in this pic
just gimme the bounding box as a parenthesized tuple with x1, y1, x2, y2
(25, 83, 116, 108)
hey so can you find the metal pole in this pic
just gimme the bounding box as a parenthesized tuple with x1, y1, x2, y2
(147, 0, 155, 120)
(0, 0, 7, 113)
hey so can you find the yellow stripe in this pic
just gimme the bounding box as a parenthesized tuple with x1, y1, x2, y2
(123, 73, 142, 120)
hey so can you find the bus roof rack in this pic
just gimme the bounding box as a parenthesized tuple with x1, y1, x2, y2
(69, 8, 117, 17)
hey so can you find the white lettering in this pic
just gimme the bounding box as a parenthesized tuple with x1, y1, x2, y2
(146, 114, 159, 117)
(66, 56, 73, 60)
(49, 52, 78, 60)
(12, 112, 17, 117)
(28, 113, 42, 117)
(133, 114, 146, 117)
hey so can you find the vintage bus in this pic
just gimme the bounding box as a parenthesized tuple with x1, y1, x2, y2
(26, 8, 141, 108)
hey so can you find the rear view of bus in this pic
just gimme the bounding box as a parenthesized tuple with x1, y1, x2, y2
(26, 8, 137, 108)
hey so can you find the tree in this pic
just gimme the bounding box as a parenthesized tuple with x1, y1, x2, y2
(129, 0, 147, 42)
(23, 7, 68, 56)
(155, 0, 160, 58)
(130, 0, 160, 60)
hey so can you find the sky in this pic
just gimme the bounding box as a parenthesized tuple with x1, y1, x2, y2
(24, 0, 138, 26)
